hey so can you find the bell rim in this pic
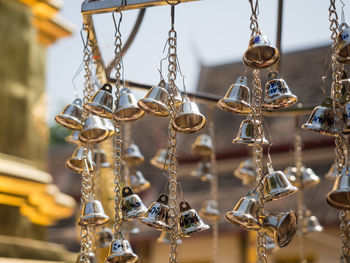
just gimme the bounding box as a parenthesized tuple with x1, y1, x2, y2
(225, 211, 261, 230)
(123, 209, 147, 221)
(113, 108, 145, 122)
(84, 102, 113, 118)
(79, 129, 109, 144)
(107, 252, 139, 263)
(232, 138, 269, 145)
(243, 46, 280, 69)
(301, 123, 337, 137)
(172, 115, 207, 134)
(179, 223, 210, 236)
(326, 186, 350, 210)
(55, 115, 83, 130)
(138, 99, 170, 117)
(218, 99, 252, 115)
(131, 181, 151, 193)
(79, 214, 110, 226)
(139, 217, 171, 231)
(262, 95, 298, 110)
(199, 174, 213, 182)
(150, 159, 169, 170)
(65, 159, 95, 173)
(264, 186, 298, 202)
(192, 146, 213, 156)
(125, 156, 145, 167)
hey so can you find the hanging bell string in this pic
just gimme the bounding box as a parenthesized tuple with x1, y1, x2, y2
(249, 0, 260, 36)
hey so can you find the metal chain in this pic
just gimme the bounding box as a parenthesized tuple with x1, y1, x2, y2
(250, 69, 267, 263)
(249, 0, 260, 36)
(114, 11, 123, 90)
(208, 108, 219, 263)
(294, 116, 307, 263)
(328, 1, 350, 261)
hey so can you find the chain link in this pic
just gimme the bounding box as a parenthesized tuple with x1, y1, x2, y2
(328, 1, 350, 261)
(249, 0, 260, 36)
(250, 69, 267, 263)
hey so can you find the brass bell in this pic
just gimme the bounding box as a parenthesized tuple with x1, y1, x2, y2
(199, 200, 220, 222)
(336, 23, 350, 63)
(66, 146, 95, 173)
(107, 238, 139, 263)
(190, 161, 213, 182)
(325, 163, 337, 180)
(79, 200, 110, 226)
(138, 80, 170, 117)
(84, 83, 114, 118)
(121, 186, 147, 221)
(263, 164, 298, 202)
(191, 134, 213, 156)
(327, 166, 350, 209)
(157, 231, 182, 245)
(172, 98, 206, 134)
(243, 33, 280, 69)
(302, 210, 323, 234)
(113, 88, 145, 122)
(218, 76, 252, 115)
(302, 97, 337, 136)
(284, 166, 320, 189)
(139, 194, 171, 231)
(97, 227, 114, 248)
(125, 144, 145, 167)
(102, 117, 115, 137)
(165, 82, 182, 106)
(76, 252, 96, 263)
(234, 159, 256, 185)
(128, 170, 150, 193)
(262, 71, 298, 110)
(65, 130, 81, 145)
(232, 118, 269, 146)
(178, 201, 209, 236)
(150, 149, 170, 170)
(79, 115, 109, 143)
(262, 211, 298, 248)
(55, 98, 84, 130)
(225, 192, 261, 230)
(93, 148, 111, 168)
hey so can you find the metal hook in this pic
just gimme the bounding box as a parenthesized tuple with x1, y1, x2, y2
(80, 27, 89, 50)
(341, 0, 346, 24)
(112, 10, 123, 34)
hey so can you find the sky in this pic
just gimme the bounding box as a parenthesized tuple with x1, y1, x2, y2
(47, 0, 341, 123)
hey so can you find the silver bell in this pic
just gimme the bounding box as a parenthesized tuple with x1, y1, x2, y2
(178, 201, 209, 236)
(199, 200, 220, 222)
(84, 83, 114, 118)
(283, 166, 320, 189)
(302, 210, 323, 234)
(190, 161, 213, 182)
(79, 200, 109, 226)
(233, 118, 269, 146)
(79, 115, 109, 144)
(125, 144, 145, 167)
(55, 98, 83, 130)
(121, 186, 147, 221)
(107, 238, 139, 263)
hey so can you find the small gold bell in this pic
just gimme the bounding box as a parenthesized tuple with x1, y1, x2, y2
(191, 134, 213, 156)
(284, 166, 320, 189)
(336, 22, 350, 63)
(79, 200, 110, 226)
(55, 98, 83, 130)
(190, 161, 213, 182)
(65, 130, 81, 145)
(225, 192, 261, 230)
(121, 186, 147, 221)
(199, 200, 220, 222)
(84, 83, 114, 118)
(114, 88, 145, 122)
(262, 211, 298, 248)
(93, 148, 111, 168)
(232, 118, 269, 146)
(172, 98, 206, 134)
(263, 164, 298, 202)
(139, 194, 171, 231)
(243, 34, 279, 69)
(150, 149, 170, 170)
(178, 201, 209, 236)
(327, 166, 350, 209)
(325, 163, 337, 180)
(65, 146, 95, 173)
(125, 144, 145, 167)
(107, 238, 139, 263)
(218, 76, 252, 115)
(302, 97, 337, 136)
(79, 115, 109, 143)
(302, 210, 323, 234)
(262, 71, 298, 110)
(128, 170, 150, 193)
(138, 80, 169, 117)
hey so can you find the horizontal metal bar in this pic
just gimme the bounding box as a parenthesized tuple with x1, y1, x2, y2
(82, 0, 198, 15)
(123, 80, 314, 116)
